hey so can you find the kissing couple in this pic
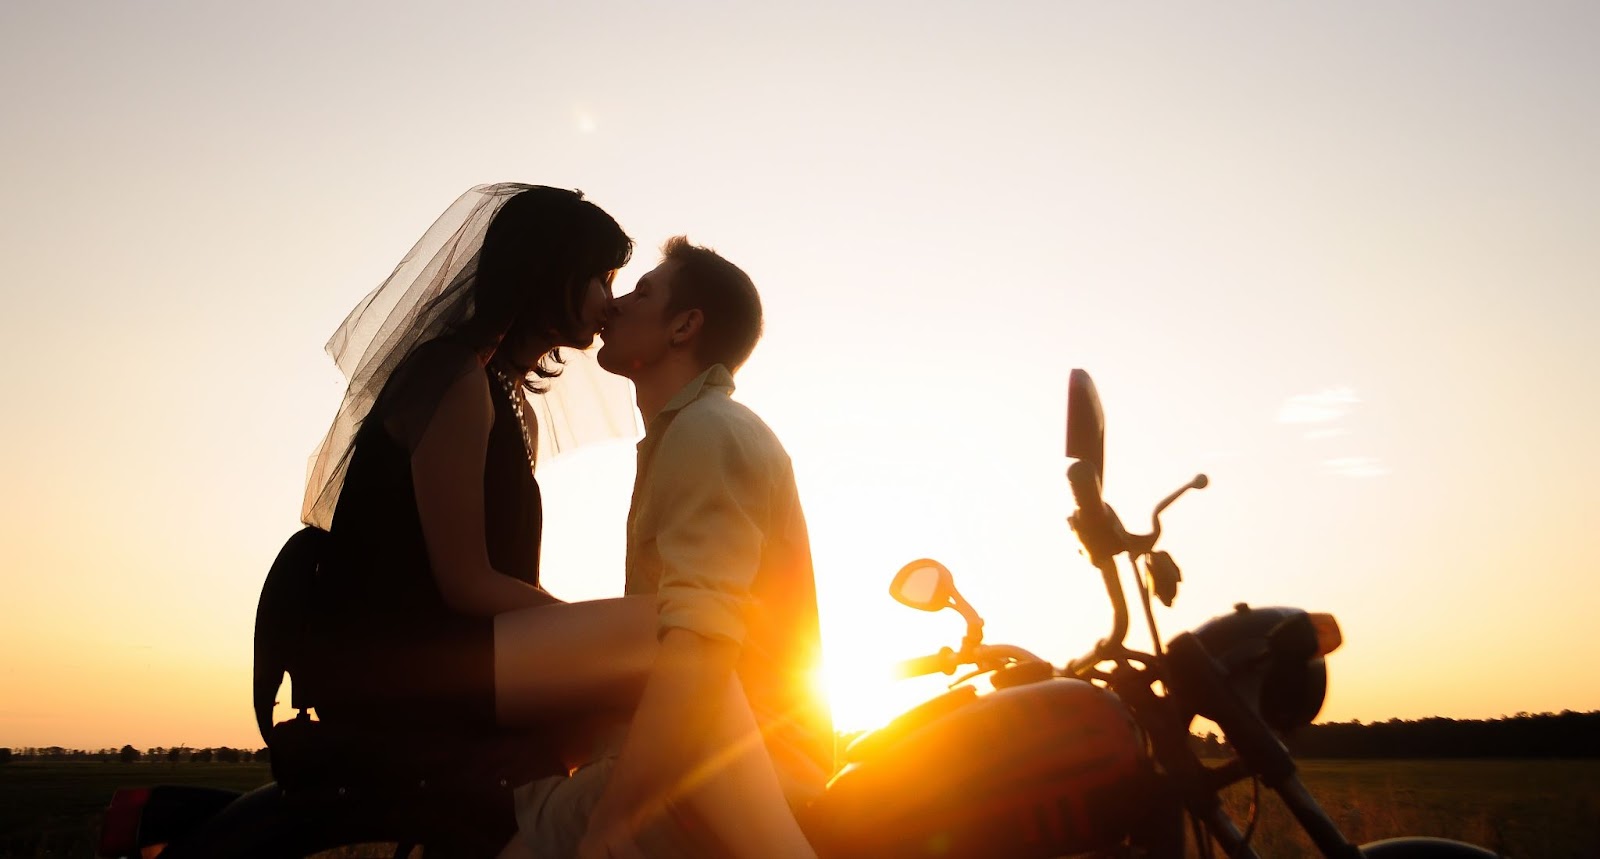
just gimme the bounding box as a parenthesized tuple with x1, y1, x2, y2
(298, 184, 829, 858)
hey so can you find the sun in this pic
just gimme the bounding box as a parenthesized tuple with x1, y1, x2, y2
(809, 563, 972, 735)
(817, 661, 896, 734)
(815, 654, 956, 736)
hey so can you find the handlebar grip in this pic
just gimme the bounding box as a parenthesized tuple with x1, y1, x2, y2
(1067, 459, 1105, 517)
(893, 648, 954, 678)
(1067, 459, 1121, 562)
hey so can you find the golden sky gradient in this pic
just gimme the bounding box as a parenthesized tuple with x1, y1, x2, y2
(2, 1, 1597, 748)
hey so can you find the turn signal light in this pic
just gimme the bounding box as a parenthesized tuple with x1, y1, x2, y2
(1308, 613, 1342, 656)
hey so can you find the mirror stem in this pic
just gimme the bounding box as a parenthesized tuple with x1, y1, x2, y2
(951, 592, 985, 653)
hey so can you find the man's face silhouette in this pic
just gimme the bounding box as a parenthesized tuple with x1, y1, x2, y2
(597, 259, 682, 379)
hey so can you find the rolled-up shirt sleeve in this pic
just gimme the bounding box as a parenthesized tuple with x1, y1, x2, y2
(649, 412, 765, 645)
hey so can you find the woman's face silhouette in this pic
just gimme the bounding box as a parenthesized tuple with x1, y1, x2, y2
(557, 272, 616, 350)
(497, 271, 615, 368)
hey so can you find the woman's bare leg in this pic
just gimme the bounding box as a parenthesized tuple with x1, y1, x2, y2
(493, 596, 658, 727)
(674, 676, 817, 859)
(494, 597, 815, 857)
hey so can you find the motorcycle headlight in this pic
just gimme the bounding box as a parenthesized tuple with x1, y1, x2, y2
(1190, 606, 1340, 735)
(1259, 653, 1328, 734)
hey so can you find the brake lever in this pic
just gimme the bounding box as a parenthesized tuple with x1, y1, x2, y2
(1122, 474, 1209, 557)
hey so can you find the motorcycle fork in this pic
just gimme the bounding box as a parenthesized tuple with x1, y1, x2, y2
(1162, 633, 1362, 859)
(1121, 781, 1185, 859)
(1110, 665, 1258, 859)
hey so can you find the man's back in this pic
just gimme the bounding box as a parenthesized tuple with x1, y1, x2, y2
(625, 364, 834, 802)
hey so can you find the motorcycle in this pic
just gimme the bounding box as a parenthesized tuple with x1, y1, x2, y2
(804, 370, 1499, 859)
(97, 370, 1500, 858)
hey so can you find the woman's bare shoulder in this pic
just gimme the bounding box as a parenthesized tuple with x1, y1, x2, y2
(381, 338, 488, 449)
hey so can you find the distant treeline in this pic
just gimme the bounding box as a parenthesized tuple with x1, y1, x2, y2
(1284, 711, 1600, 759)
(1, 745, 268, 764)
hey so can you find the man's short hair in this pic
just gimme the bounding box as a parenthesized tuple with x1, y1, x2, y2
(661, 236, 763, 372)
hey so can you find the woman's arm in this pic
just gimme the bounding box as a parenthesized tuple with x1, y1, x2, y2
(412, 367, 559, 616)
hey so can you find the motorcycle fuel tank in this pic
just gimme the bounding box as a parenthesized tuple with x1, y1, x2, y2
(807, 677, 1147, 859)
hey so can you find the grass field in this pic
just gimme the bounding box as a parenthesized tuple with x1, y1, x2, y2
(1212, 759, 1600, 858)
(0, 761, 272, 857)
(2, 759, 1596, 857)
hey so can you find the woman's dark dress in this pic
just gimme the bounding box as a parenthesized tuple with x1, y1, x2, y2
(312, 338, 541, 730)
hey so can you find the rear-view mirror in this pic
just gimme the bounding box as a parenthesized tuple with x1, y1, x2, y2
(1067, 369, 1106, 480)
(890, 559, 955, 613)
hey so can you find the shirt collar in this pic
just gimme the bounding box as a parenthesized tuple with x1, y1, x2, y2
(642, 364, 735, 442)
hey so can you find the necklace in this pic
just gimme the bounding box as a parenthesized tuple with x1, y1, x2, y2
(489, 363, 537, 472)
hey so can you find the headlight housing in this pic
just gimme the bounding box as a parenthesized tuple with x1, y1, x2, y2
(1186, 605, 1340, 735)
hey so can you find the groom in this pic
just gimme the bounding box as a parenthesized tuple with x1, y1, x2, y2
(508, 237, 832, 858)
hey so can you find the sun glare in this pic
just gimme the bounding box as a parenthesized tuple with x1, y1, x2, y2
(819, 657, 954, 735)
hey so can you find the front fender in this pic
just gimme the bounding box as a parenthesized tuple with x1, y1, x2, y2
(1361, 836, 1501, 858)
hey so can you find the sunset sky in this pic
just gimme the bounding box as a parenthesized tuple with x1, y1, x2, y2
(3, 1, 1597, 749)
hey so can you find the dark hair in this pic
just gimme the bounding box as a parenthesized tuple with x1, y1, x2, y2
(660, 236, 763, 373)
(452, 186, 633, 378)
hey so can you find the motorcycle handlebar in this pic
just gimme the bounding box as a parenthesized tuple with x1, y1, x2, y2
(1066, 459, 1104, 519)
(893, 647, 955, 678)
(1064, 458, 1135, 670)
(893, 644, 1047, 679)
(1068, 459, 1122, 563)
